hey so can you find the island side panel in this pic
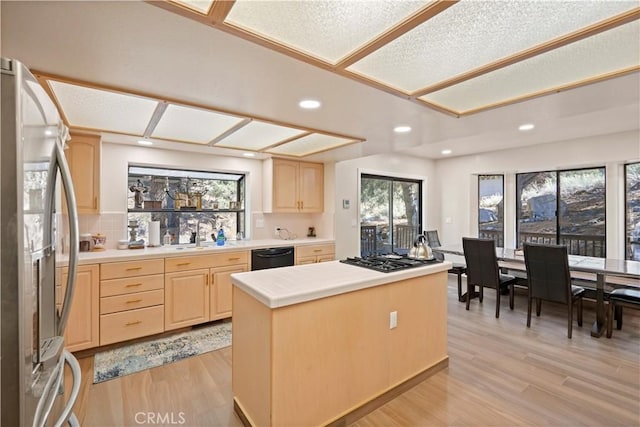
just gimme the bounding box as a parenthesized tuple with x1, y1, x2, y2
(232, 287, 272, 427)
(389, 272, 448, 383)
(270, 272, 448, 426)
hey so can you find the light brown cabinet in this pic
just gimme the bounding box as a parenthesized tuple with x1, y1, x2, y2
(264, 158, 324, 213)
(56, 264, 100, 352)
(164, 251, 248, 330)
(99, 258, 165, 346)
(165, 268, 210, 331)
(65, 132, 101, 214)
(295, 244, 335, 265)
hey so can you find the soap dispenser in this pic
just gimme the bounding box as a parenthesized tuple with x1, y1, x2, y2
(216, 228, 226, 246)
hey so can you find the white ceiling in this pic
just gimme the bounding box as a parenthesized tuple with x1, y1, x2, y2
(1, 1, 639, 163)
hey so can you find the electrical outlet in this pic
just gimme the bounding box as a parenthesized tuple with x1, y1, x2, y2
(389, 311, 398, 329)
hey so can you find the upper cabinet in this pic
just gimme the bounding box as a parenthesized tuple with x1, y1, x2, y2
(65, 132, 101, 214)
(263, 158, 324, 213)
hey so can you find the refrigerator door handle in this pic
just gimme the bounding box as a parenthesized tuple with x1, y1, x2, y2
(32, 353, 65, 427)
(53, 350, 81, 427)
(54, 134, 79, 336)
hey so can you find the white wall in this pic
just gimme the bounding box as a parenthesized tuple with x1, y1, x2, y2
(334, 153, 437, 259)
(434, 130, 640, 258)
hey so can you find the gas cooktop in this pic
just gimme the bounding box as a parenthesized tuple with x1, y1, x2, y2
(340, 255, 441, 273)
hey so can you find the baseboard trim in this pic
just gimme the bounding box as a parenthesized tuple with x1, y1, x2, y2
(233, 357, 449, 427)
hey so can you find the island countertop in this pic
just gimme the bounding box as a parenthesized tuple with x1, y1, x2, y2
(231, 260, 453, 308)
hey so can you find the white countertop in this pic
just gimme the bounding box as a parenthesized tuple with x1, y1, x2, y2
(231, 260, 453, 309)
(57, 238, 334, 266)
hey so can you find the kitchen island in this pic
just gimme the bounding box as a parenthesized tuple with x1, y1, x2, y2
(231, 259, 452, 427)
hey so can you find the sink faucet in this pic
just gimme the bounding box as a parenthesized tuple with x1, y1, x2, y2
(195, 220, 203, 247)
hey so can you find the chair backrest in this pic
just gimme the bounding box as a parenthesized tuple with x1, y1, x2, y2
(462, 237, 500, 288)
(424, 230, 442, 248)
(523, 243, 571, 303)
(360, 225, 377, 256)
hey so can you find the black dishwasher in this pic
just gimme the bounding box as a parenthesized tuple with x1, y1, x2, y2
(251, 247, 295, 270)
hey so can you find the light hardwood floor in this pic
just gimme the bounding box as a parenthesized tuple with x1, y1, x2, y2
(68, 278, 640, 426)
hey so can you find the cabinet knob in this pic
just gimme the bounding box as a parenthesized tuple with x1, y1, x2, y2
(126, 267, 142, 271)
(126, 299, 142, 304)
(177, 262, 191, 267)
(125, 283, 142, 288)
(125, 320, 141, 326)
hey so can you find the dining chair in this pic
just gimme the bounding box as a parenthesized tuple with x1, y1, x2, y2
(426, 230, 468, 302)
(606, 287, 640, 338)
(462, 237, 516, 318)
(523, 243, 585, 338)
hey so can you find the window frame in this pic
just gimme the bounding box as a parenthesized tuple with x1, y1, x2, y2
(477, 174, 504, 247)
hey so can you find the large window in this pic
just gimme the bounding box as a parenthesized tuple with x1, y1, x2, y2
(516, 167, 606, 257)
(360, 174, 422, 256)
(478, 175, 504, 246)
(626, 162, 640, 260)
(127, 166, 245, 245)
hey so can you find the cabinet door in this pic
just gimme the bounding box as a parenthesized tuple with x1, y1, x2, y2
(66, 133, 100, 214)
(299, 161, 323, 213)
(210, 265, 247, 321)
(59, 264, 100, 352)
(272, 159, 299, 212)
(295, 256, 317, 265)
(165, 269, 210, 330)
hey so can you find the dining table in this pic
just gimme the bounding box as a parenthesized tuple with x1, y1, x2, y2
(433, 245, 640, 338)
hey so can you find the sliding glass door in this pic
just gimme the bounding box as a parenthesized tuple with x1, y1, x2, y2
(626, 163, 640, 260)
(517, 167, 605, 257)
(360, 174, 422, 256)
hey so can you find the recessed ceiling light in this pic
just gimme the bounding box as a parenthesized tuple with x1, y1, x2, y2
(242, 152, 256, 157)
(518, 123, 535, 131)
(137, 139, 153, 146)
(299, 99, 321, 109)
(394, 126, 411, 133)
(44, 130, 53, 136)
(441, 149, 452, 155)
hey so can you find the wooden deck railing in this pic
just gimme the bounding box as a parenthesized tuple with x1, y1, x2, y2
(518, 232, 606, 257)
(479, 230, 504, 247)
(479, 230, 606, 257)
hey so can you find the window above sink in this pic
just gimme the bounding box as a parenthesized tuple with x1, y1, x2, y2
(127, 165, 245, 245)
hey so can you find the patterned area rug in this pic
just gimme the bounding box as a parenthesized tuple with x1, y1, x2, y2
(93, 321, 232, 383)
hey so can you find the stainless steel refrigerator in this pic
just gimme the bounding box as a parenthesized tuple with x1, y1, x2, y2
(1, 58, 81, 426)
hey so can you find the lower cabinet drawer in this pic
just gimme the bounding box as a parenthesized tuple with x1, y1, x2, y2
(100, 289, 164, 315)
(100, 274, 164, 297)
(100, 305, 164, 346)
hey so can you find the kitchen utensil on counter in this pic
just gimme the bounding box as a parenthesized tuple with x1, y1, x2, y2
(408, 234, 434, 260)
(92, 233, 106, 251)
(117, 239, 129, 250)
(148, 221, 160, 247)
(80, 233, 94, 252)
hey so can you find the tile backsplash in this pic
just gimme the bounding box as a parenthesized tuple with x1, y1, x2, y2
(78, 213, 128, 249)
(66, 211, 334, 251)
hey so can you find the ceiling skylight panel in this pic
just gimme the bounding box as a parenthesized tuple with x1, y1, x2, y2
(169, 0, 213, 14)
(47, 81, 158, 135)
(151, 104, 245, 144)
(347, 0, 639, 92)
(418, 20, 640, 113)
(214, 121, 306, 151)
(224, 0, 429, 64)
(267, 134, 357, 157)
